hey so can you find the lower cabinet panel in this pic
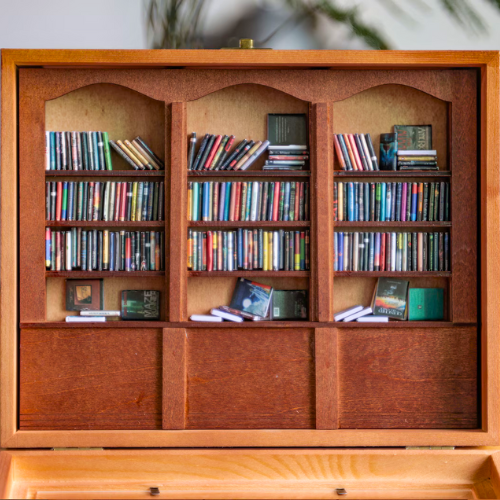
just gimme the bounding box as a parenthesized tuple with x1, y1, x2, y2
(185, 328, 316, 429)
(338, 327, 478, 429)
(20, 328, 162, 430)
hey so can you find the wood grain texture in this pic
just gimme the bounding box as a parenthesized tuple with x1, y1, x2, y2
(0, 451, 13, 500)
(162, 328, 186, 429)
(450, 70, 478, 323)
(0, 52, 18, 446)
(338, 327, 478, 429)
(169, 102, 188, 321)
(314, 328, 338, 429)
(185, 328, 315, 429)
(310, 103, 334, 322)
(480, 54, 500, 443)
(19, 328, 162, 430)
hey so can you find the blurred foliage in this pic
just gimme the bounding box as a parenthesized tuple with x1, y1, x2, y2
(146, 0, 500, 50)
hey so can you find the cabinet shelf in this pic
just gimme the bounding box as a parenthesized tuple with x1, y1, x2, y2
(46, 221, 165, 228)
(45, 170, 164, 177)
(188, 270, 310, 277)
(188, 171, 310, 177)
(188, 221, 310, 228)
(334, 271, 451, 277)
(334, 170, 451, 178)
(46, 271, 165, 278)
(335, 221, 451, 228)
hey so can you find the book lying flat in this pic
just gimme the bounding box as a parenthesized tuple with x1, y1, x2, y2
(66, 316, 106, 322)
(334, 305, 363, 322)
(211, 308, 244, 323)
(190, 314, 223, 322)
(343, 307, 372, 322)
(356, 315, 389, 323)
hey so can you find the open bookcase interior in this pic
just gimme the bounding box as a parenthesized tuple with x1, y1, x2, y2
(8, 62, 490, 449)
(333, 84, 449, 171)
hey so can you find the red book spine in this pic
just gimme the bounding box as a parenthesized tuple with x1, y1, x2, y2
(243, 230, 248, 270)
(120, 182, 127, 221)
(56, 182, 62, 221)
(380, 233, 386, 272)
(207, 231, 213, 271)
(204, 135, 222, 169)
(218, 230, 223, 270)
(333, 135, 346, 170)
(348, 134, 363, 171)
(234, 182, 241, 222)
(55, 231, 62, 271)
(125, 234, 131, 271)
(114, 182, 121, 221)
(272, 182, 280, 221)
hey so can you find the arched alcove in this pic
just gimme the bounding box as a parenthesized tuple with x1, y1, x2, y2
(45, 83, 167, 171)
(333, 84, 449, 170)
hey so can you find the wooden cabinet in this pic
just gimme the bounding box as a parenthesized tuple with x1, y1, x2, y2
(1, 48, 499, 498)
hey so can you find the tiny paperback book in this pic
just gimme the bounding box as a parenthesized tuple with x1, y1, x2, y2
(267, 114, 308, 147)
(270, 290, 308, 320)
(394, 125, 432, 151)
(66, 279, 103, 311)
(230, 278, 273, 319)
(121, 290, 160, 320)
(372, 278, 409, 320)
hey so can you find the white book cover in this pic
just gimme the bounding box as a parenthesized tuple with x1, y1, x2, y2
(190, 314, 223, 322)
(357, 315, 389, 323)
(334, 305, 363, 322)
(268, 145, 308, 150)
(343, 307, 372, 322)
(66, 316, 106, 322)
(80, 310, 120, 317)
(397, 150, 437, 156)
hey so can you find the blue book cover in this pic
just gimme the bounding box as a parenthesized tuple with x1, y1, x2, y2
(380, 182, 386, 222)
(92, 132, 100, 170)
(50, 132, 56, 170)
(192, 183, 199, 221)
(354, 182, 359, 221)
(224, 182, 231, 221)
(67, 182, 75, 221)
(237, 228, 243, 268)
(411, 184, 418, 221)
(202, 182, 210, 220)
(338, 232, 344, 271)
(218, 182, 226, 221)
(283, 182, 291, 221)
(348, 182, 354, 221)
(364, 183, 370, 221)
(230, 278, 273, 319)
(333, 232, 338, 271)
(110, 232, 115, 271)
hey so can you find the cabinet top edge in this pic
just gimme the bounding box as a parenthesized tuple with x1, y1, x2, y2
(2, 49, 499, 69)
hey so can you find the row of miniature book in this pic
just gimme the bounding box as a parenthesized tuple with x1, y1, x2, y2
(190, 278, 308, 322)
(188, 229, 310, 272)
(187, 114, 309, 171)
(45, 132, 164, 171)
(334, 231, 449, 272)
(65, 281, 161, 322)
(334, 181, 450, 222)
(45, 181, 164, 222)
(45, 228, 164, 272)
(335, 278, 444, 322)
(188, 181, 309, 222)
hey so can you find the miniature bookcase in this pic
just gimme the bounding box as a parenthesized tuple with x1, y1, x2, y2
(14, 65, 484, 446)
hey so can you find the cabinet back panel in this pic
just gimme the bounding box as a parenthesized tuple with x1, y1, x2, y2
(20, 328, 162, 430)
(185, 328, 315, 429)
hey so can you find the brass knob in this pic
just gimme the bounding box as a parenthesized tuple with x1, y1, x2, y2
(239, 39, 254, 49)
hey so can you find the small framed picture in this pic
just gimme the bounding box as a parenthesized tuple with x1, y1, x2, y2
(65, 279, 104, 311)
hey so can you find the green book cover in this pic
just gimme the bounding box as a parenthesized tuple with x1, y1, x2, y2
(394, 125, 432, 150)
(270, 290, 308, 320)
(102, 132, 113, 170)
(428, 182, 435, 222)
(409, 288, 444, 321)
(121, 290, 161, 320)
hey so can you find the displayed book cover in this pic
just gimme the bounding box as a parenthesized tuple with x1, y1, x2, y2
(408, 288, 444, 321)
(372, 278, 409, 320)
(66, 279, 103, 311)
(267, 114, 308, 146)
(379, 133, 397, 171)
(394, 125, 432, 151)
(121, 290, 161, 320)
(229, 278, 273, 319)
(270, 290, 308, 320)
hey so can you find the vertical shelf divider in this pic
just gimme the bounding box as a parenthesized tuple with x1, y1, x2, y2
(310, 102, 334, 321)
(169, 102, 188, 321)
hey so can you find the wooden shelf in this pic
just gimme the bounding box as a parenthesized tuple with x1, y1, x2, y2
(335, 221, 451, 228)
(188, 270, 310, 277)
(334, 170, 451, 178)
(188, 171, 310, 177)
(46, 271, 165, 278)
(45, 170, 164, 177)
(334, 271, 451, 277)
(189, 221, 310, 228)
(19, 320, 464, 329)
(46, 221, 165, 228)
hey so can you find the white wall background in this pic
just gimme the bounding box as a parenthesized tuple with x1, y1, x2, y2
(0, 0, 499, 50)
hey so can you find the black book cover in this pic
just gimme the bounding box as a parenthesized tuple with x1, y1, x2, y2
(121, 290, 161, 320)
(82, 132, 89, 170)
(267, 114, 308, 146)
(412, 232, 418, 271)
(423, 183, 429, 221)
(396, 183, 402, 222)
(372, 277, 409, 320)
(394, 125, 432, 150)
(370, 183, 376, 221)
(270, 290, 308, 320)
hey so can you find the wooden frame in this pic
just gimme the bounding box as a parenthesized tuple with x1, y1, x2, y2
(2, 50, 499, 449)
